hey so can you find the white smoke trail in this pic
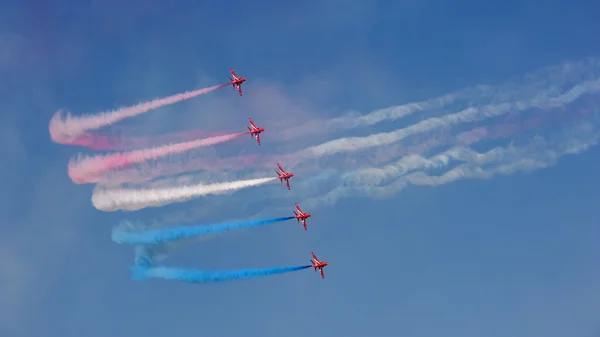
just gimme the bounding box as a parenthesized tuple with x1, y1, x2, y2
(292, 78, 600, 161)
(325, 85, 491, 130)
(300, 120, 599, 208)
(324, 57, 600, 130)
(91, 177, 277, 212)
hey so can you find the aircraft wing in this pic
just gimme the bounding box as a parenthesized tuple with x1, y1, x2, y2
(256, 134, 261, 145)
(320, 269, 325, 278)
(277, 163, 286, 174)
(248, 118, 257, 129)
(311, 252, 319, 261)
(237, 84, 243, 96)
(230, 68, 240, 80)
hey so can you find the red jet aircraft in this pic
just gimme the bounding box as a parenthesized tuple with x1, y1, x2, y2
(229, 68, 246, 96)
(276, 163, 294, 190)
(310, 252, 328, 279)
(247, 118, 264, 145)
(293, 203, 312, 230)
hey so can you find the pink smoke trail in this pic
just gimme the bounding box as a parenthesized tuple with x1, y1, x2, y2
(99, 153, 269, 186)
(49, 83, 229, 144)
(68, 132, 247, 184)
(69, 129, 232, 151)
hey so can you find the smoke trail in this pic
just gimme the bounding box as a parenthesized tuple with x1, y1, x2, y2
(49, 83, 228, 143)
(69, 129, 232, 151)
(300, 119, 600, 208)
(68, 132, 246, 184)
(126, 203, 256, 266)
(91, 177, 277, 212)
(278, 61, 599, 165)
(279, 57, 600, 137)
(113, 216, 295, 244)
(290, 78, 600, 162)
(131, 264, 312, 283)
(325, 86, 490, 130)
(454, 105, 588, 145)
(361, 102, 592, 167)
(98, 153, 268, 186)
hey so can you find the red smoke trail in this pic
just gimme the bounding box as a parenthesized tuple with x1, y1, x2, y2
(68, 133, 247, 184)
(49, 83, 229, 143)
(69, 130, 232, 151)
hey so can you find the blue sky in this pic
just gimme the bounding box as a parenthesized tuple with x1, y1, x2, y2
(1, 1, 600, 337)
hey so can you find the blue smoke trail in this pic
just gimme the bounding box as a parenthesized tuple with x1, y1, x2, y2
(112, 216, 295, 245)
(131, 264, 312, 283)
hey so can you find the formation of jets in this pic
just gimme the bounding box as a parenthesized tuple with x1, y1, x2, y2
(229, 68, 329, 279)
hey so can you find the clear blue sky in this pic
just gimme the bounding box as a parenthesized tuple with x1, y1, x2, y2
(1, 1, 600, 337)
